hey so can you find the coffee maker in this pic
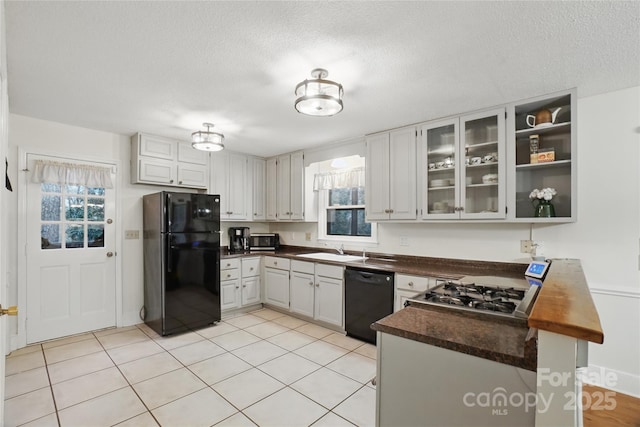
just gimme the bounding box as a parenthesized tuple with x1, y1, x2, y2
(228, 227, 250, 253)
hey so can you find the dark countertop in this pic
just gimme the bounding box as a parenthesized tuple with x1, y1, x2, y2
(222, 245, 529, 280)
(223, 248, 603, 367)
(371, 304, 538, 371)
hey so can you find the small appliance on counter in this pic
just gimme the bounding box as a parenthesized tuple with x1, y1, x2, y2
(249, 233, 280, 251)
(228, 227, 250, 253)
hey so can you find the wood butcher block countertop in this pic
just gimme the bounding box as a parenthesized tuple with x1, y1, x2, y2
(528, 258, 604, 344)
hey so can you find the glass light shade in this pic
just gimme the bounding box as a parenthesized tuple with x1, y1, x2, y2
(295, 69, 343, 117)
(191, 123, 224, 151)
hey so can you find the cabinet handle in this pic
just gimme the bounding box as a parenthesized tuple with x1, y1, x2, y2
(235, 286, 239, 289)
(226, 263, 231, 267)
(243, 285, 246, 288)
(316, 283, 320, 287)
(254, 213, 257, 216)
(169, 179, 174, 183)
(309, 281, 314, 286)
(179, 181, 183, 185)
(274, 261, 277, 266)
(250, 267, 254, 271)
(389, 209, 394, 213)
(226, 274, 231, 278)
(408, 281, 414, 287)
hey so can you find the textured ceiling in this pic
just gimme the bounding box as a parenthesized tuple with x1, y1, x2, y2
(5, 1, 640, 157)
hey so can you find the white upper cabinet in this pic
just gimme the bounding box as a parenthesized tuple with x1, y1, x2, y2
(507, 89, 576, 222)
(366, 126, 417, 221)
(265, 157, 278, 221)
(131, 133, 209, 188)
(419, 108, 506, 220)
(252, 157, 266, 221)
(210, 151, 248, 220)
(267, 151, 305, 221)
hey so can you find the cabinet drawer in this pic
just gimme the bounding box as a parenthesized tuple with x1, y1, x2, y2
(264, 256, 290, 271)
(291, 260, 314, 274)
(221, 258, 240, 270)
(396, 274, 429, 292)
(242, 257, 261, 277)
(221, 268, 240, 281)
(315, 263, 343, 279)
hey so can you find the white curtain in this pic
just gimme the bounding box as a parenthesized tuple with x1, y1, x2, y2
(31, 160, 114, 189)
(313, 167, 365, 191)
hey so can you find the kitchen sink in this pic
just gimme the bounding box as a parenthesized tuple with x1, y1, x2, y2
(296, 252, 367, 263)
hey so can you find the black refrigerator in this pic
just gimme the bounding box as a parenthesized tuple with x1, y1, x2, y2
(143, 191, 221, 336)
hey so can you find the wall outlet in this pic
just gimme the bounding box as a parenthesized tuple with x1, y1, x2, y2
(400, 236, 409, 246)
(125, 230, 140, 240)
(520, 240, 533, 254)
(305, 232, 311, 241)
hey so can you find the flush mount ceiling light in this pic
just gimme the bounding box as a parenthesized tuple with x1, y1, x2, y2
(295, 68, 343, 117)
(191, 122, 224, 152)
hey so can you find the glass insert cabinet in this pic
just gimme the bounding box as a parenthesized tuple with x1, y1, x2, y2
(420, 107, 506, 219)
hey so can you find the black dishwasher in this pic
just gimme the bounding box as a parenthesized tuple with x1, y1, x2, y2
(344, 267, 394, 344)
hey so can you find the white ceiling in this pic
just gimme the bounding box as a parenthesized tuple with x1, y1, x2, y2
(5, 1, 640, 157)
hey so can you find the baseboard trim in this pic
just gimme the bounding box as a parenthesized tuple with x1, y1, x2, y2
(589, 287, 640, 299)
(583, 365, 640, 398)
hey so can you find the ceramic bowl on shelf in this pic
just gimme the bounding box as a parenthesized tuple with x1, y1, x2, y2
(430, 179, 451, 188)
(482, 174, 498, 184)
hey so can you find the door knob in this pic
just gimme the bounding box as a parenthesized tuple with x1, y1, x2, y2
(106, 252, 114, 257)
(106, 219, 113, 224)
(0, 305, 18, 316)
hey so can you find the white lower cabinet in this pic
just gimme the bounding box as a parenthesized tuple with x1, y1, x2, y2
(290, 260, 343, 328)
(290, 261, 315, 318)
(395, 273, 431, 311)
(263, 256, 291, 309)
(221, 257, 261, 312)
(220, 258, 241, 311)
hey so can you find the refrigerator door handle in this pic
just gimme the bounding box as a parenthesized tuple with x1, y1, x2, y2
(166, 235, 173, 273)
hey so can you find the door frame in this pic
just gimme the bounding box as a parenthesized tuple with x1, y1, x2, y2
(15, 148, 123, 350)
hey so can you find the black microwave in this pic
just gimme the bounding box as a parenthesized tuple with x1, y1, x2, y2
(249, 233, 280, 251)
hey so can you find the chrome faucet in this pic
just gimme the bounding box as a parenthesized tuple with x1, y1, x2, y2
(336, 244, 344, 255)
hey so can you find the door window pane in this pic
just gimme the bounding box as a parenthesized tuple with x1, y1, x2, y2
(88, 225, 105, 247)
(88, 187, 105, 196)
(65, 224, 84, 248)
(41, 195, 61, 221)
(87, 198, 105, 221)
(41, 183, 60, 193)
(65, 197, 85, 221)
(65, 185, 85, 195)
(41, 224, 61, 249)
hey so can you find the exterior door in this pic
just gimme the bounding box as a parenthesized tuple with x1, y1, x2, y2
(25, 154, 117, 343)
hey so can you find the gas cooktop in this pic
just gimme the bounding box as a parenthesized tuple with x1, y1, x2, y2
(406, 276, 540, 321)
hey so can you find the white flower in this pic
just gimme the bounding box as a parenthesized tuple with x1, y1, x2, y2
(529, 188, 556, 201)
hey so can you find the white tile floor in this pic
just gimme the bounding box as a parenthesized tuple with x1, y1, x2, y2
(4, 309, 377, 427)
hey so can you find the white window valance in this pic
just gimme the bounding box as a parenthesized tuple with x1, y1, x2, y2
(313, 167, 365, 191)
(31, 160, 114, 189)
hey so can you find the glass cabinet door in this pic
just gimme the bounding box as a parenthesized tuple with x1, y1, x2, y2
(421, 118, 459, 218)
(460, 108, 506, 219)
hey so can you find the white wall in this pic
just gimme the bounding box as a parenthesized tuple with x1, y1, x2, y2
(6, 86, 639, 395)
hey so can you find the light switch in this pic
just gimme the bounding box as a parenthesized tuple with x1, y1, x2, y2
(125, 230, 140, 239)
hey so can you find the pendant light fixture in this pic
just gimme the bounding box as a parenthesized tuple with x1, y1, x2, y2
(295, 68, 343, 117)
(191, 123, 224, 152)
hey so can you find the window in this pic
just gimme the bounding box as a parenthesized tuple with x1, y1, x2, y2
(326, 187, 371, 237)
(40, 183, 106, 249)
